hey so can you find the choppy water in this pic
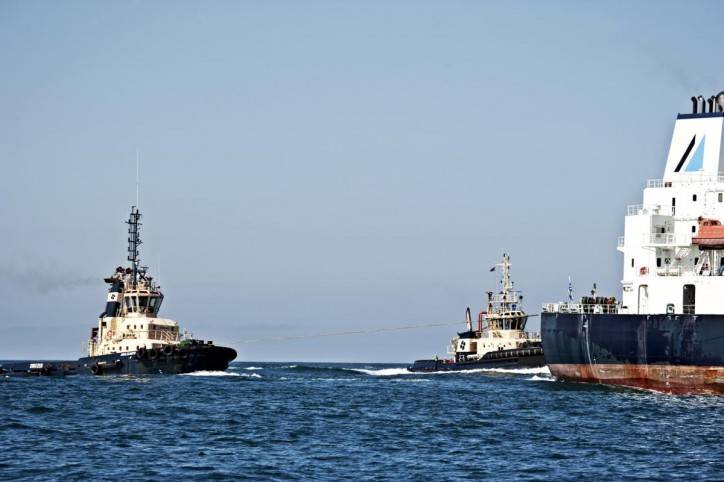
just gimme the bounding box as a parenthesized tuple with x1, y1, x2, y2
(1, 362, 722, 481)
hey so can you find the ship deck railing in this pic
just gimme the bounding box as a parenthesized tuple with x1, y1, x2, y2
(619, 232, 692, 247)
(542, 302, 621, 314)
(625, 204, 674, 216)
(654, 266, 724, 277)
(479, 330, 540, 340)
(120, 330, 179, 343)
(647, 172, 724, 188)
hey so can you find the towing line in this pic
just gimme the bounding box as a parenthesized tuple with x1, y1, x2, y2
(223, 320, 469, 345)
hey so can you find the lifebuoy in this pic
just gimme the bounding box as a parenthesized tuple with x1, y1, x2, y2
(640, 267, 648, 275)
(105, 330, 114, 340)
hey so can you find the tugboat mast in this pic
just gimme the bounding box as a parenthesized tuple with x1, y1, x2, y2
(126, 206, 142, 288)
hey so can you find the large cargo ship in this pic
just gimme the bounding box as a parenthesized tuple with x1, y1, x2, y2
(1, 206, 237, 377)
(541, 93, 724, 394)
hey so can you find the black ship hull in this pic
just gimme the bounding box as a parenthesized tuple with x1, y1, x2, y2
(1, 343, 237, 377)
(541, 312, 724, 394)
(408, 347, 545, 372)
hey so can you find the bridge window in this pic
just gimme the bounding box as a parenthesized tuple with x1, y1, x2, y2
(138, 296, 149, 312)
(124, 296, 137, 313)
(148, 296, 162, 314)
(719, 193, 723, 202)
(693, 194, 697, 201)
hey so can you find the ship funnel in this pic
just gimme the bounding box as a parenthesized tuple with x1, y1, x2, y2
(691, 96, 699, 113)
(708, 96, 716, 113)
(698, 95, 706, 113)
(717, 91, 724, 112)
(103, 279, 123, 318)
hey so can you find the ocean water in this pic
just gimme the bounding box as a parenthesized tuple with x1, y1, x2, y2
(1, 363, 722, 481)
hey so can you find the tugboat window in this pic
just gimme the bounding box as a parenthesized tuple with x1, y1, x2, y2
(125, 296, 138, 312)
(657, 258, 662, 267)
(138, 296, 149, 312)
(693, 194, 697, 201)
(719, 193, 723, 202)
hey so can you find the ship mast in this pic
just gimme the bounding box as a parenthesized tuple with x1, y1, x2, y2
(127, 206, 142, 288)
(501, 254, 513, 311)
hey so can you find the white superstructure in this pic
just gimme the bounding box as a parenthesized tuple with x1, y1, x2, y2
(618, 93, 724, 315)
(85, 206, 186, 357)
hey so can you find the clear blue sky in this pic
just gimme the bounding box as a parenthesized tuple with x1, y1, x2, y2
(2, 1, 724, 362)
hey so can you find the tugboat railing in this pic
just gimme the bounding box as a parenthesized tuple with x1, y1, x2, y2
(116, 329, 179, 344)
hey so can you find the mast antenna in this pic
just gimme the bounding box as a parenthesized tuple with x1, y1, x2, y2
(136, 149, 140, 208)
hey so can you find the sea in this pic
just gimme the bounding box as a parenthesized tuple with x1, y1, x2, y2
(1, 362, 722, 481)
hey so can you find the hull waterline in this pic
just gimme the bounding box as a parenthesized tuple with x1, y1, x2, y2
(1, 344, 237, 377)
(541, 312, 724, 394)
(408, 347, 544, 372)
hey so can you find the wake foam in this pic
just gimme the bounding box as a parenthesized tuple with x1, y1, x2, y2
(182, 371, 261, 378)
(350, 367, 412, 376)
(528, 374, 555, 382)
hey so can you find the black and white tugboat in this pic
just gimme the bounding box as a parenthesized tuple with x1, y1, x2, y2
(408, 255, 544, 372)
(541, 93, 724, 394)
(1, 206, 237, 377)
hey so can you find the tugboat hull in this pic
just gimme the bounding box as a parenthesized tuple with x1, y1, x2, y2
(1, 344, 237, 377)
(541, 312, 724, 394)
(408, 347, 544, 372)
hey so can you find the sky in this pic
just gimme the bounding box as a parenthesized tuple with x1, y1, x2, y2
(2, 0, 724, 362)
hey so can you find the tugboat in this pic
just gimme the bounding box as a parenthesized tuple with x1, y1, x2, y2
(541, 92, 724, 394)
(0, 206, 237, 377)
(408, 255, 544, 372)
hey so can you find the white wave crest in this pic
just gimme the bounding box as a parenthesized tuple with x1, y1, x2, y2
(350, 367, 412, 376)
(182, 370, 261, 378)
(528, 374, 555, 382)
(243, 366, 263, 370)
(452, 366, 551, 375)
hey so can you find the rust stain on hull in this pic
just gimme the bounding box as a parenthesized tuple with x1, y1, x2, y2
(548, 364, 724, 395)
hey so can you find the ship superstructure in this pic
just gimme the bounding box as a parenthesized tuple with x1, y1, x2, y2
(89, 207, 181, 357)
(541, 93, 724, 394)
(618, 93, 724, 315)
(409, 255, 544, 372)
